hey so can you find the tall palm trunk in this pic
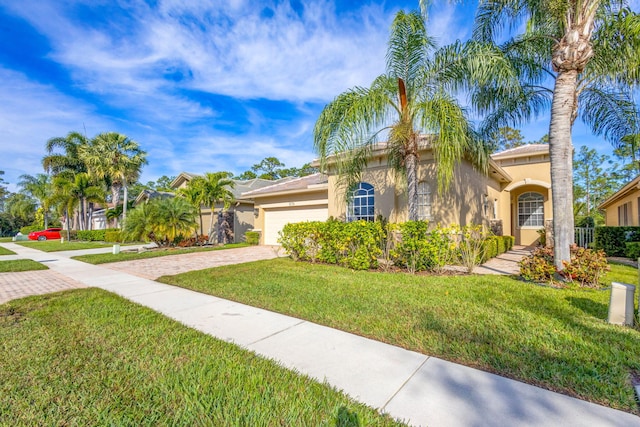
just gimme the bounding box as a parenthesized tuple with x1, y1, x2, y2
(549, 14, 596, 270)
(208, 206, 216, 244)
(111, 184, 121, 228)
(406, 137, 419, 221)
(122, 183, 129, 227)
(549, 69, 578, 269)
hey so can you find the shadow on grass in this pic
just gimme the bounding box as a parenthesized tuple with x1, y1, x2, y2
(565, 297, 608, 319)
(335, 406, 360, 426)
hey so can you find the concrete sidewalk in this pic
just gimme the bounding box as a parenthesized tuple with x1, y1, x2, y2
(0, 242, 638, 426)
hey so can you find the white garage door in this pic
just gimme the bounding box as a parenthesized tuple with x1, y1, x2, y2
(264, 205, 328, 245)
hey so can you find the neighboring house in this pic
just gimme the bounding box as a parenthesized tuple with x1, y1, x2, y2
(598, 175, 640, 226)
(243, 143, 552, 246)
(168, 172, 293, 243)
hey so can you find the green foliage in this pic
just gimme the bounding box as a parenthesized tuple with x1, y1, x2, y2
(279, 220, 383, 270)
(390, 222, 456, 273)
(124, 197, 198, 247)
(561, 247, 610, 288)
(19, 225, 42, 234)
(624, 241, 640, 260)
(104, 230, 122, 243)
(281, 220, 514, 273)
(77, 229, 105, 241)
(244, 231, 260, 246)
(594, 226, 640, 256)
(520, 246, 610, 287)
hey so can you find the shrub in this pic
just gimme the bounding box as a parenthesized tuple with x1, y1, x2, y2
(519, 246, 609, 287)
(560, 247, 609, 288)
(104, 230, 122, 243)
(625, 242, 640, 260)
(77, 229, 105, 241)
(390, 222, 455, 273)
(279, 220, 384, 270)
(594, 226, 640, 256)
(124, 198, 198, 247)
(454, 224, 489, 273)
(19, 225, 42, 234)
(519, 246, 557, 282)
(177, 235, 208, 247)
(244, 231, 260, 246)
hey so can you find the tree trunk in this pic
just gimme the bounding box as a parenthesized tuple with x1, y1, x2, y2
(406, 135, 419, 221)
(112, 184, 122, 228)
(122, 184, 129, 227)
(199, 208, 204, 236)
(208, 206, 215, 244)
(549, 69, 578, 270)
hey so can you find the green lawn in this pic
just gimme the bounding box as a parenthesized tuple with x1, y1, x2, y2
(0, 289, 402, 426)
(72, 242, 249, 264)
(0, 259, 48, 273)
(16, 241, 116, 252)
(0, 246, 15, 255)
(0, 237, 13, 243)
(159, 259, 640, 414)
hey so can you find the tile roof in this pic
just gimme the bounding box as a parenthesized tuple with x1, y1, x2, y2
(491, 144, 549, 159)
(241, 173, 328, 198)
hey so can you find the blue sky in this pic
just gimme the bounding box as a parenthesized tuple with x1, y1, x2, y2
(0, 0, 636, 192)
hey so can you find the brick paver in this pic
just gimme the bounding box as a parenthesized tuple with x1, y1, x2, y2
(104, 245, 281, 279)
(0, 269, 88, 304)
(473, 245, 533, 275)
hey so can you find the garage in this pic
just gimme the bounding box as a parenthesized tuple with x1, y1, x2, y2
(263, 205, 328, 245)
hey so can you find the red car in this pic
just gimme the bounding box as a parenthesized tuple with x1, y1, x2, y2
(28, 228, 62, 241)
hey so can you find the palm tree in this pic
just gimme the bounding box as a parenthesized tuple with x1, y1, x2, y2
(80, 132, 147, 227)
(18, 173, 52, 228)
(314, 11, 487, 221)
(42, 131, 88, 178)
(124, 197, 197, 246)
(178, 183, 205, 236)
(427, 1, 640, 268)
(190, 172, 235, 244)
(49, 173, 105, 231)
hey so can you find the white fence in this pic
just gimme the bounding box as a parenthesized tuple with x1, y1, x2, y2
(574, 227, 595, 248)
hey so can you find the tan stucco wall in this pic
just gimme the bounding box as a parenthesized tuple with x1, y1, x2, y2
(603, 190, 640, 226)
(507, 185, 551, 246)
(251, 190, 329, 244)
(196, 201, 255, 243)
(328, 155, 502, 228)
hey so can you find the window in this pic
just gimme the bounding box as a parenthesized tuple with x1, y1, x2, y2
(619, 201, 632, 226)
(518, 192, 544, 227)
(347, 182, 375, 222)
(417, 181, 431, 220)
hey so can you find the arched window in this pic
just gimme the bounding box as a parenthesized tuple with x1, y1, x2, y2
(347, 182, 375, 222)
(417, 181, 431, 220)
(518, 192, 544, 227)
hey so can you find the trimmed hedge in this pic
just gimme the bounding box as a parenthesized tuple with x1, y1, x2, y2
(625, 242, 640, 259)
(279, 219, 515, 272)
(105, 230, 123, 243)
(594, 226, 640, 256)
(244, 231, 260, 246)
(77, 228, 119, 242)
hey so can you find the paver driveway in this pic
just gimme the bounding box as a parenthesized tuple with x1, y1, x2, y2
(0, 269, 87, 305)
(104, 245, 281, 279)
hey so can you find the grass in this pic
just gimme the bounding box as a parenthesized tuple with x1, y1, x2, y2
(0, 260, 48, 272)
(72, 242, 250, 264)
(15, 240, 118, 252)
(0, 289, 403, 426)
(159, 258, 640, 414)
(0, 237, 13, 243)
(0, 246, 15, 255)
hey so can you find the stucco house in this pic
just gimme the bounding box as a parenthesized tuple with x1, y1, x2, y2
(168, 172, 293, 243)
(242, 143, 552, 246)
(598, 175, 640, 226)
